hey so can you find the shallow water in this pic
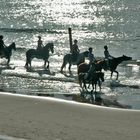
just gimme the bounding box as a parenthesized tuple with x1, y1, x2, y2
(0, 0, 140, 109)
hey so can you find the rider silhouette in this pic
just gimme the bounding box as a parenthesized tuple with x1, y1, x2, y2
(70, 39, 80, 62)
(0, 35, 6, 57)
(37, 36, 44, 52)
(84, 47, 96, 80)
(104, 45, 113, 69)
(88, 47, 96, 65)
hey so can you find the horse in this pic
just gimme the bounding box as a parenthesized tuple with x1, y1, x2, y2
(77, 59, 106, 75)
(25, 42, 54, 68)
(104, 55, 132, 80)
(78, 71, 104, 92)
(78, 55, 132, 80)
(0, 42, 16, 65)
(60, 51, 89, 73)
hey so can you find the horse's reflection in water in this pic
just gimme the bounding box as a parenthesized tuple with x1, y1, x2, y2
(0, 65, 15, 74)
(26, 67, 55, 76)
(78, 71, 104, 92)
(73, 89, 103, 105)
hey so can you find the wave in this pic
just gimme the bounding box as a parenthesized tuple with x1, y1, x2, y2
(0, 28, 65, 34)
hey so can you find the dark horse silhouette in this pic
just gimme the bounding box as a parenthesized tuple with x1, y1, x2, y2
(78, 55, 132, 80)
(25, 42, 54, 68)
(0, 42, 16, 65)
(60, 51, 89, 73)
(78, 71, 104, 92)
(106, 55, 132, 80)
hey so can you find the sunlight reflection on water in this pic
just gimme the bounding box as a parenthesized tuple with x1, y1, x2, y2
(0, 0, 140, 109)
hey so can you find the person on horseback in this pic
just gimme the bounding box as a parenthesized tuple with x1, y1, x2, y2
(37, 36, 44, 52)
(70, 39, 80, 62)
(84, 47, 96, 80)
(0, 35, 6, 57)
(88, 47, 96, 65)
(104, 45, 113, 69)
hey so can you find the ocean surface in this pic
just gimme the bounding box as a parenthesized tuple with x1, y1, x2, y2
(0, 0, 140, 109)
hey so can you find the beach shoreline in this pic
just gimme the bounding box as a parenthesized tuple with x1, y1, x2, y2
(0, 92, 140, 140)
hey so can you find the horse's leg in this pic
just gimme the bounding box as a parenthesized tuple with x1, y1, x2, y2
(91, 81, 95, 92)
(88, 83, 90, 89)
(44, 60, 46, 67)
(25, 53, 32, 67)
(94, 83, 97, 92)
(83, 80, 87, 91)
(7, 57, 10, 66)
(60, 61, 67, 73)
(29, 60, 32, 67)
(111, 70, 119, 80)
(44, 60, 49, 69)
(79, 80, 82, 88)
(79, 76, 84, 89)
(114, 70, 119, 80)
(79, 74, 87, 90)
(60, 63, 65, 73)
(47, 61, 49, 69)
(110, 71, 113, 79)
(78, 75, 81, 86)
(68, 63, 72, 73)
(25, 62, 28, 67)
(98, 80, 101, 91)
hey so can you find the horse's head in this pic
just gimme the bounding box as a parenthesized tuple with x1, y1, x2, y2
(44, 42, 54, 54)
(8, 42, 16, 51)
(12, 42, 16, 51)
(122, 55, 132, 61)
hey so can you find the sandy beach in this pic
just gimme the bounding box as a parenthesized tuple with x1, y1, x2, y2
(0, 92, 140, 140)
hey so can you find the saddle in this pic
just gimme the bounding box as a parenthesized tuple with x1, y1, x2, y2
(71, 53, 79, 64)
(36, 48, 44, 55)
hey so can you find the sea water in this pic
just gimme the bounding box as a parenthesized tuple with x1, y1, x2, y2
(0, 0, 140, 109)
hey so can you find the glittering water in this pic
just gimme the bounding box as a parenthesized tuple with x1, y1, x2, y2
(0, 0, 140, 109)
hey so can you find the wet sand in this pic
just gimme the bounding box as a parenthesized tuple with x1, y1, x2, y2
(0, 92, 140, 140)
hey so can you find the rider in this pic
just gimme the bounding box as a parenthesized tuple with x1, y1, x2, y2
(104, 45, 113, 69)
(37, 36, 44, 52)
(88, 47, 96, 65)
(0, 35, 6, 56)
(84, 47, 96, 80)
(70, 39, 80, 62)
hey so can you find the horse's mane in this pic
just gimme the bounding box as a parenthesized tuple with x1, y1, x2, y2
(83, 51, 89, 57)
(7, 42, 16, 48)
(44, 42, 53, 48)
